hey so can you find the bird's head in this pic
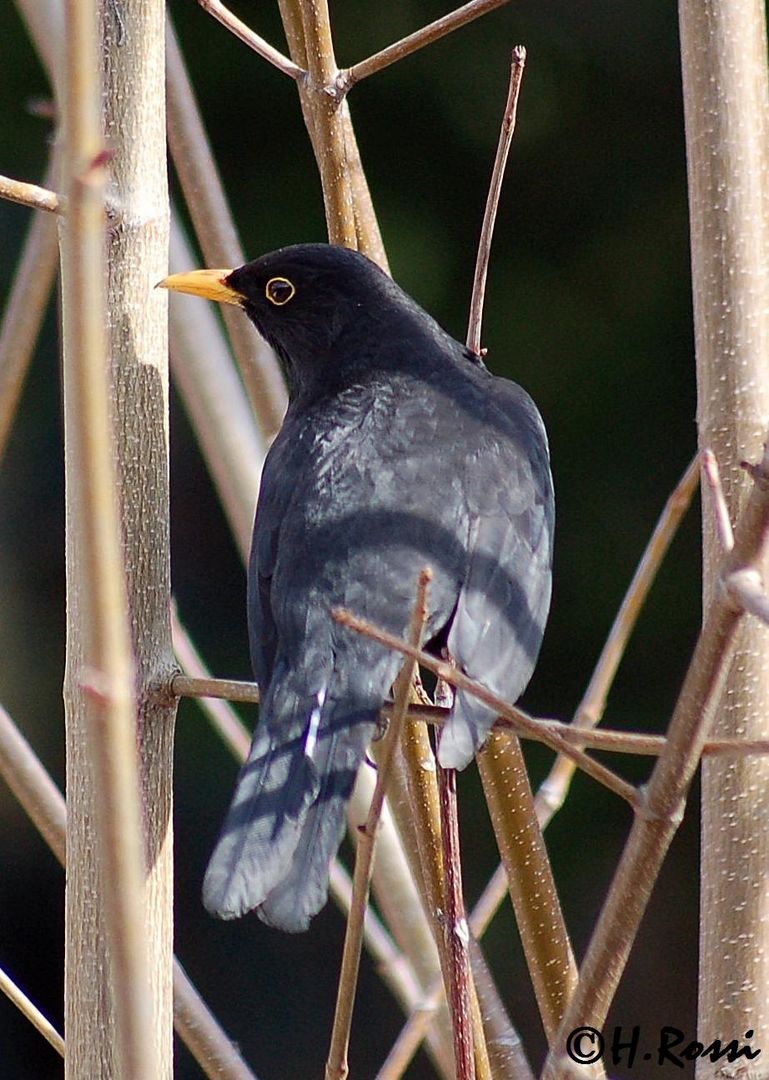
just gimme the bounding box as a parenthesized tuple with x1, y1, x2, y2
(158, 243, 421, 399)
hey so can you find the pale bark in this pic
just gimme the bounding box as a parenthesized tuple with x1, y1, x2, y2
(679, 3, 769, 1074)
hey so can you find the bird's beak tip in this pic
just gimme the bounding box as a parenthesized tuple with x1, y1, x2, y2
(156, 268, 242, 305)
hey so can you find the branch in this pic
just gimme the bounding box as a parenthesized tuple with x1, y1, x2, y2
(194, 0, 304, 80)
(436, 761, 475, 1079)
(333, 607, 638, 806)
(0, 173, 62, 213)
(467, 46, 525, 355)
(326, 570, 432, 1080)
(0, 965, 64, 1057)
(338, 0, 513, 94)
(477, 732, 578, 1045)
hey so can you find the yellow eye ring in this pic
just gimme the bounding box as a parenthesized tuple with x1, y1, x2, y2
(265, 276, 296, 306)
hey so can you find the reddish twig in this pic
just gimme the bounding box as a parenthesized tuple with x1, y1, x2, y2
(467, 46, 526, 355)
(437, 761, 475, 1079)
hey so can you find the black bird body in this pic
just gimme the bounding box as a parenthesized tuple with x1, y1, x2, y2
(160, 245, 553, 931)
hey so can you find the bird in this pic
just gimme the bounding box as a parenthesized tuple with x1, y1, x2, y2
(159, 243, 554, 932)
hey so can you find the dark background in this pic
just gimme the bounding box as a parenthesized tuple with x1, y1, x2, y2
(0, 2, 701, 1077)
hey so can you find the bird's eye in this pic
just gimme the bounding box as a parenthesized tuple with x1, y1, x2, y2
(265, 277, 296, 306)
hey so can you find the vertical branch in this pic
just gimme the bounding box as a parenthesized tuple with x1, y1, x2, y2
(678, 0, 769, 1059)
(59, 0, 157, 1073)
(99, 0, 176, 1068)
(297, 1, 356, 245)
(437, 761, 475, 1080)
(277, 0, 386, 262)
(477, 731, 578, 1045)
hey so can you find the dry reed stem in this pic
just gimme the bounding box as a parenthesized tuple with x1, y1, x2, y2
(0, 173, 62, 213)
(168, 215, 266, 558)
(477, 731, 578, 1046)
(60, 0, 156, 1070)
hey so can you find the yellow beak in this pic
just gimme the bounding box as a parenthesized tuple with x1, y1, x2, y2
(156, 268, 243, 306)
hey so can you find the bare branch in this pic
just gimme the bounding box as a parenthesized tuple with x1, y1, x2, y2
(467, 46, 525, 355)
(338, 0, 513, 94)
(477, 732, 578, 1046)
(437, 761, 475, 1079)
(333, 606, 638, 806)
(0, 965, 64, 1057)
(0, 173, 62, 213)
(326, 570, 432, 1080)
(194, 0, 304, 80)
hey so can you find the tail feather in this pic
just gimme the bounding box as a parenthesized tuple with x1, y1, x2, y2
(202, 724, 319, 920)
(202, 699, 377, 927)
(258, 729, 365, 931)
(437, 690, 495, 769)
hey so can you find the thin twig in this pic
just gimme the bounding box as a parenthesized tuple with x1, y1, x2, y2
(194, 0, 304, 80)
(0, 157, 60, 464)
(338, 0, 513, 94)
(437, 761, 475, 1079)
(702, 447, 735, 552)
(467, 46, 526, 355)
(333, 607, 637, 806)
(0, 965, 64, 1057)
(0, 173, 62, 213)
(172, 671, 769, 758)
(326, 570, 432, 1080)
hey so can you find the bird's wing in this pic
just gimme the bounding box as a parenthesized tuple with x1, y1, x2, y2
(441, 385, 554, 768)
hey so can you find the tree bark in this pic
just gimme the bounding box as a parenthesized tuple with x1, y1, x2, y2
(679, 1, 769, 1073)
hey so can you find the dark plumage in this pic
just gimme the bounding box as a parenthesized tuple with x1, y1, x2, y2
(160, 244, 554, 932)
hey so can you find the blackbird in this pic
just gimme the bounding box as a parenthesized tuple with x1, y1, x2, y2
(160, 244, 554, 932)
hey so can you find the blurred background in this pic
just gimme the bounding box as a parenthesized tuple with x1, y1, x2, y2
(0, 1, 700, 1076)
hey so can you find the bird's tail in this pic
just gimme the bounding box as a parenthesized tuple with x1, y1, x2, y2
(202, 693, 376, 931)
